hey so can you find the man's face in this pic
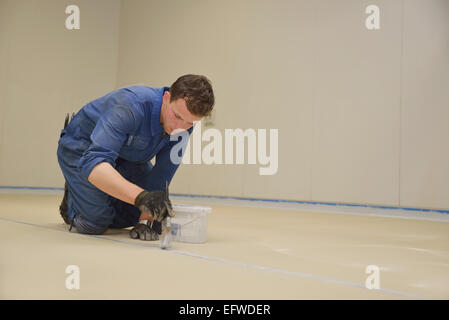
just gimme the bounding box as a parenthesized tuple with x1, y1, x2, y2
(161, 91, 202, 135)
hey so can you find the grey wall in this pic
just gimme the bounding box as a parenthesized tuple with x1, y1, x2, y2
(0, 0, 120, 187)
(400, 0, 449, 210)
(1, 0, 448, 210)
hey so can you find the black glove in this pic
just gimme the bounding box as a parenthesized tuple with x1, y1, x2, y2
(129, 220, 160, 241)
(134, 182, 174, 222)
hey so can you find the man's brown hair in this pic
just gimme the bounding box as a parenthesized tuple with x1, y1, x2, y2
(169, 74, 215, 117)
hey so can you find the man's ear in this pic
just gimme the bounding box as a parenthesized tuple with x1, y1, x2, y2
(163, 90, 171, 103)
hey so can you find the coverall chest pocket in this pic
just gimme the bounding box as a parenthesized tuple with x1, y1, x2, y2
(124, 135, 150, 150)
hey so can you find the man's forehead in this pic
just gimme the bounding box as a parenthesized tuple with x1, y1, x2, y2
(173, 99, 202, 122)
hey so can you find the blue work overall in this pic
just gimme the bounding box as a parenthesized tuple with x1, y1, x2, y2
(57, 86, 190, 234)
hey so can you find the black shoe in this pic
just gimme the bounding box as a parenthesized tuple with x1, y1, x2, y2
(59, 183, 70, 225)
(59, 113, 74, 225)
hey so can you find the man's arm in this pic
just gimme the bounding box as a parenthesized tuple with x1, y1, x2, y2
(88, 162, 143, 205)
(88, 162, 161, 222)
(144, 128, 194, 191)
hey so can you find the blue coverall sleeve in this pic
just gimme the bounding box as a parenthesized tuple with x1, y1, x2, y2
(145, 129, 193, 191)
(78, 102, 138, 181)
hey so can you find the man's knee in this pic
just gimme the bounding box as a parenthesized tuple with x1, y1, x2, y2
(71, 214, 108, 235)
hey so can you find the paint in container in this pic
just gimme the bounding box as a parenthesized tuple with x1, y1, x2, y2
(169, 204, 212, 243)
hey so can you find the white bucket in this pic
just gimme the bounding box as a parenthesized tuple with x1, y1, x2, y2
(170, 204, 212, 243)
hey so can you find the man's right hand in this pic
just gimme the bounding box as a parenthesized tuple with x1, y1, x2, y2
(134, 184, 173, 222)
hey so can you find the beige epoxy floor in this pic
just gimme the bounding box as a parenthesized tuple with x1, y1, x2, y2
(0, 194, 448, 299)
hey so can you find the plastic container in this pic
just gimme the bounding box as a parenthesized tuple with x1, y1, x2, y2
(170, 204, 212, 243)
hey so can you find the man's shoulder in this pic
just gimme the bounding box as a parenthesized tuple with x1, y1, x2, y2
(122, 85, 167, 101)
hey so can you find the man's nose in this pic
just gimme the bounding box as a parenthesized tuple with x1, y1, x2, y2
(175, 119, 190, 130)
(180, 119, 192, 129)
